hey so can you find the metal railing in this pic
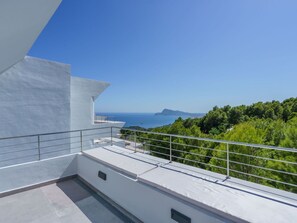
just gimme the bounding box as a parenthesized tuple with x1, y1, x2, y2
(94, 115, 124, 124)
(94, 115, 109, 122)
(0, 126, 116, 168)
(112, 127, 297, 193)
(1, 126, 297, 193)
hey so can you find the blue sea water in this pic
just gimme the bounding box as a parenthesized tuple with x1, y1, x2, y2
(97, 113, 191, 128)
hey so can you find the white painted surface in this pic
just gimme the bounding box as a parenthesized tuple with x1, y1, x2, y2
(78, 147, 297, 223)
(0, 57, 71, 166)
(0, 56, 71, 137)
(83, 147, 157, 179)
(0, 0, 124, 167)
(0, 56, 122, 166)
(0, 0, 61, 73)
(0, 56, 116, 138)
(163, 161, 297, 205)
(70, 77, 109, 130)
(0, 154, 77, 193)
(1, 145, 296, 223)
(94, 137, 126, 148)
(70, 77, 124, 152)
(140, 166, 297, 223)
(77, 154, 227, 223)
(124, 149, 167, 164)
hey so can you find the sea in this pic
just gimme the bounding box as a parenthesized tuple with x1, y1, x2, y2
(96, 113, 194, 129)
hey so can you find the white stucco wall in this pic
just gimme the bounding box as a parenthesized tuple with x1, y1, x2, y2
(70, 77, 110, 130)
(0, 154, 77, 194)
(0, 56, 120, 166)
(0, 56, 71, 137)
(0, 0, 124, 172)
(70, 77, 124, 153)
(0, 57, 71, 166)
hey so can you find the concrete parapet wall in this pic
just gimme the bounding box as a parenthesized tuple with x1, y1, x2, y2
(0, 154, 77, 195)
(77, 154, 226, 223)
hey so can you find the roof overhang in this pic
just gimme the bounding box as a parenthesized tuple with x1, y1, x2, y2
(0, 0, 62, 74)
(71, 77, 110, 100)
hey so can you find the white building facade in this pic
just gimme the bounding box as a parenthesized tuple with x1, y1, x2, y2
(0, 1, 124, 167)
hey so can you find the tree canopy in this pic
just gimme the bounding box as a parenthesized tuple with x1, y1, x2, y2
(122, 97, 297, 193)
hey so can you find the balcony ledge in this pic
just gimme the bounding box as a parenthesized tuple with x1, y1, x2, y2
(83, 146, 297, 223)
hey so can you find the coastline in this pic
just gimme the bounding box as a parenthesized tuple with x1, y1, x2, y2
(96, 112, 192, 128)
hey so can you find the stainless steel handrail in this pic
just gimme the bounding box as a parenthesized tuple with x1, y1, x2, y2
(1, 126, 296, 193)
(0, 126, 112, 141)
(115, 127, 297, 153)
(0, 126, 114, 168)
(116, 127, 297, 192)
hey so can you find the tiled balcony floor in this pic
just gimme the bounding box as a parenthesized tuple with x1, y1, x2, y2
(0, 178, 137, 223)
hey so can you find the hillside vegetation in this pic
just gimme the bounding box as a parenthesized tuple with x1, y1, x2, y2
(124, 98, 297, 192)
(153, 97, 297, 146)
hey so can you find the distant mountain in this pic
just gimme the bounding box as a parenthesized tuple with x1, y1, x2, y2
(155, 109, 205, 117)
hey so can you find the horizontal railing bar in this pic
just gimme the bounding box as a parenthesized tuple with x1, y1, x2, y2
(110, 135, 124, 139)
(171, 155, 227, 170)
(39, 135, 81, 143)
(136, 135, 170, 144)
(1, 125, 296, 192)
(0, 154, 38, 163)
(123, 135, 221, 153)
(64, 146, 82, 151)
(40, 141, 82, 149)
(40, 136, 113, 150)
(0, 141, 38, 149)
(0, 147, 38, 156)
(170, 148, 227, 162)
(117, 132, 131, 136)
(229, 160, 297, 176)
(40, 149, 70, 156)
(113, 134, 137, 140)
(171, 141, 225, 153)
(0, 146, 81, 164)
(120, 128, 175, 138)
(229, 151, 297, 165)
(119, 129, 297, 187)
(145, 143, 171, 151)
(0, 126, 112, 141)
(149, 150, 170, 157)
(132, 134, 235, 158)
(117, 127, 297, 153)
(229, 169, 297, 188)
(121, 136, 223, 155)
(2, 126, 296, 154)
(82, 131, 112, 137)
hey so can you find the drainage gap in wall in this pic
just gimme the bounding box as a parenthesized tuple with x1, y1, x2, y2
(171, 209, 191, 223)
(98, 171, 107, 181)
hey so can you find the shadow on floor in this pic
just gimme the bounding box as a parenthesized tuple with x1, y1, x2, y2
(57, 178, 137, 223)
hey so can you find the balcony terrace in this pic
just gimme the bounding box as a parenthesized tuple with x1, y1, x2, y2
(0, 126, 297, 223)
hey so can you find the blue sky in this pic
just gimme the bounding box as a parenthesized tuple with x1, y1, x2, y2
(29, 0, 297, 113)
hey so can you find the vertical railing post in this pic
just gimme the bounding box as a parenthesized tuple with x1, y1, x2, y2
(134, 131, 137, 153)
(226, 143, 230, 178)
(80, 130, 83, 152)
(111, 127, 113, 146)
(169, 135, 172, 162)
(38, 135, 41, 160)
